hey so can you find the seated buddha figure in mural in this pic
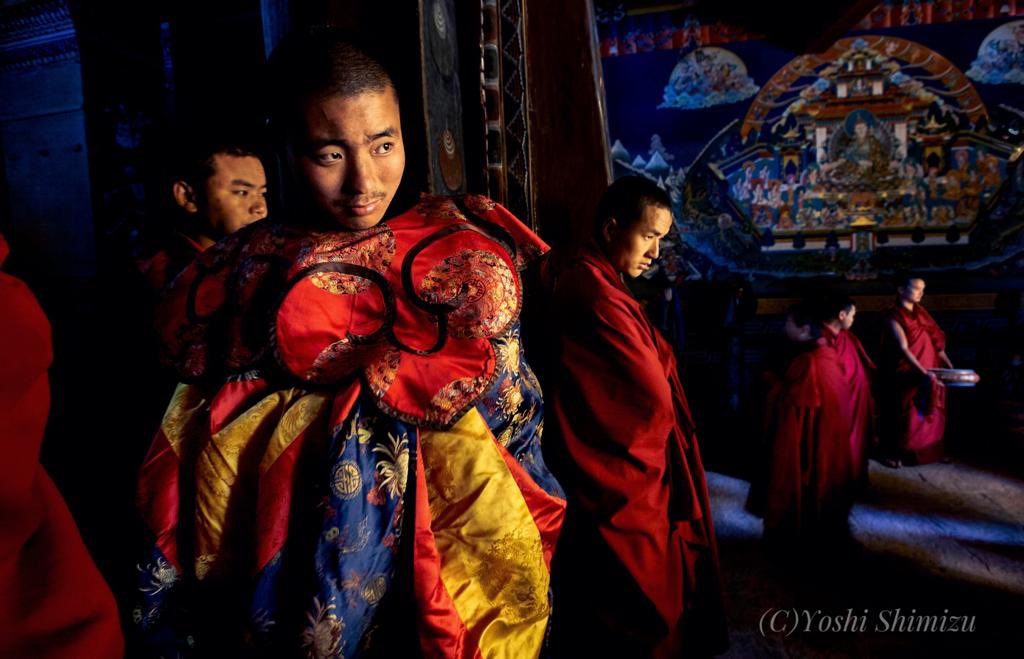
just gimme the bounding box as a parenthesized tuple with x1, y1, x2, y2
(824, 111, 895, 186)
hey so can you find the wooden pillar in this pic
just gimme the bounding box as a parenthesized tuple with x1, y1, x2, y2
(522, 0, 611, 246)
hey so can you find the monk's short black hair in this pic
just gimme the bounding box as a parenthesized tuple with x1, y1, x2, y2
(594, 175, 672, 237)
(174, 142, 259, 189)
(267, 27, 398, 137)
(814, 294, 856, 323)
(894, 272, 924, 289)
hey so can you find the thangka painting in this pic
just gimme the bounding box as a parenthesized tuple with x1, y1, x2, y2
(601, 9, 1024, 280)
(658, 47, 759, 109)
(967, 20, 1024, 85)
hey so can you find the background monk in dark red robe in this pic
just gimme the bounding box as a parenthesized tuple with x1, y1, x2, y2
(830, 301, 876, 488)
(0, 234, 123, 659)
(545, 176, 727, 658)
(879, 276, 953, 466)
(759, 296, 868, 542)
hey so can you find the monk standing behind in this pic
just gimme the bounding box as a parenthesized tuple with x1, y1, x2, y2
(761, 296, 867, 542)
(830, 301, 876, 488)
(546, 176, 727, 658)
(879, 276, 952, 466)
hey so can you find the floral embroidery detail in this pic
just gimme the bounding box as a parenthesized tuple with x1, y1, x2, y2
(308, 338, 376, 384)
(475, 532, 549, 624)
(297, 226, 395, 280)
(242, 223, 292, 258)
(337, 517, 371, 555)
(339, 571, 366, 609)
(463, 194, 497, 214)
(372, 433, 409, 500)
(416, 194, 466, 221)
(516, 242, 544, 270)
(494, 333, 521, 374)
(138, 557, 179, 595)
(420, 249, 518, 339)
(301, 596, 344, 659)
(194, 554, 215, 581)
(331, 461, 362, 500)
(311, 271, 365, 296)
(251, 608, 276, 634)
(497, 381, 525, 417)
(365, 349, 401, 398)
(497, 424, 515, 448)
(427, 376, 488, 425)
(423, 451, 458, 504)
(132, 604, 162, 631)
(347, 413, 373, 445)
(361, 574, 388, 605)
(497, 402, 537, 448)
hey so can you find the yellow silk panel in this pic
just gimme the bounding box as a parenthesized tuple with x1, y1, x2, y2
(421, 408, 550, 659)
(194, 388, 328, 579)
(160, 383, 208, 456)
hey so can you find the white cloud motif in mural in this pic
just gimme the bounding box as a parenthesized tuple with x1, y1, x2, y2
(967, 20, 1024, 85)
(658, 47, 760, 110)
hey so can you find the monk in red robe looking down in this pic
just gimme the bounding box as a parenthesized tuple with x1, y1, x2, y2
(879, 276, 953, 467)
(760, 295, 870, 542)
(545, 176, 727, 658)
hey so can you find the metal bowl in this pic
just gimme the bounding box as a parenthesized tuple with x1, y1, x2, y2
(928, 368, 980, 387)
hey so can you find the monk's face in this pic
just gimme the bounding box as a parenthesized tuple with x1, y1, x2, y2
(603, 204, 673, 278)
(899, 278, 925, 305)
(201, 154, 269, 237)
(838, 304, 856, 330)
(296, 89, 405, 230)
(174, 154, 268, 247)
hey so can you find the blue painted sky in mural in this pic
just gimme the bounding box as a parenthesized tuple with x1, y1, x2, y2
(603, 40, 793, 169)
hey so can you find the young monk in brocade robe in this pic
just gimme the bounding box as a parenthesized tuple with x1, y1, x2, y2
(134, 31, 564, 658)
(546, 176, 727, 658)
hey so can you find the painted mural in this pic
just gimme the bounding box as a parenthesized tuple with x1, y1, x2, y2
(602, 7, 1024, 280)
(968, 20, 1024, 85)
(658, 47, 759, 109)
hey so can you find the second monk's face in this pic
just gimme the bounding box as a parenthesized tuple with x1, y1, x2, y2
(297, 89, 405, 230)
(605, 204, 673, 279)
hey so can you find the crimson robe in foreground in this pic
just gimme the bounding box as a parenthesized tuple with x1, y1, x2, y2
(135, 195, 564, 658)
(761, 329, 859, 539)
(546, 246, 726, 658)
(0, 235, 123, 658)
(881, 303, 947, 464)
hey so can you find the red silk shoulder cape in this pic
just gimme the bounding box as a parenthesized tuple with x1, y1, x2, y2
(547, 246, 725, 657)
(0, 235, 123, 658)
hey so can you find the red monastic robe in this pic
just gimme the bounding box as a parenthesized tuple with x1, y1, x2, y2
(546, 246, 726, 658)
(762, 329, 860, 539)
(0, 235, 123, 659)
(134, 230, 203, 292)
(883, 303, 947, 464)
(831, 328, 876, 486)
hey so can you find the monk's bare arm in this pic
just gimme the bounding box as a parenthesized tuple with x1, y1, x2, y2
(888, 318, 933, 378)
(937, 349, 954, 369)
